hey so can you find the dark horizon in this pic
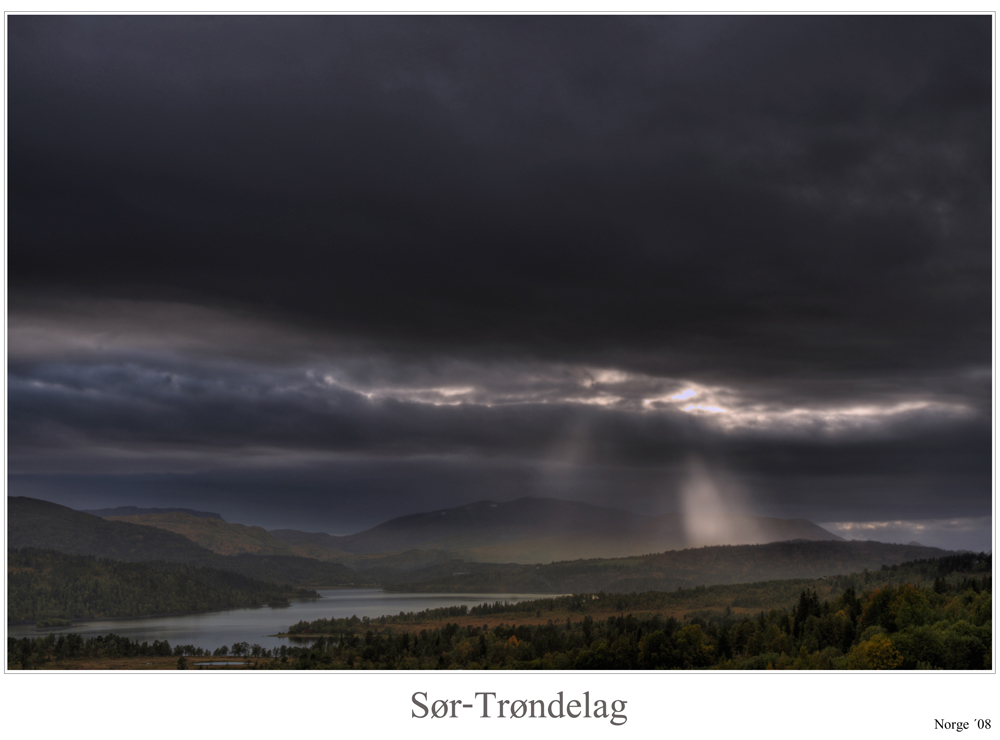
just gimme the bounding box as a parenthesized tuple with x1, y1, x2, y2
(24, 492, 987, 559)
(7, 16, 993, 552)
(6, 487, 986, 554)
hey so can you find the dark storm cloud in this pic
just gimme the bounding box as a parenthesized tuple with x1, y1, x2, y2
(6, 16, 991, 543)
(9, 16, 990, 378)
(7, 347, 988, 480)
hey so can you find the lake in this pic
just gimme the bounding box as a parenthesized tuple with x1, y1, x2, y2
(6, 589, 552, 652)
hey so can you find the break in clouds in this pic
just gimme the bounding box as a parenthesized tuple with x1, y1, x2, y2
(6, 16, 992, 550)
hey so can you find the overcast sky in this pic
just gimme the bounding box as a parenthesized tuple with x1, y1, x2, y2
(6, 16, 992, 550)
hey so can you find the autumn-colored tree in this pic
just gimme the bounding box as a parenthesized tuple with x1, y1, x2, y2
(846, 634, 904, 669)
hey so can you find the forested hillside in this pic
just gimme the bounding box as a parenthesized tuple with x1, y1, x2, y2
(279, 553, 991, 670)
(385, 540, 951, 593)
(9, 497, 355, 587)
(8, 553, 991, 671)
(105, 512, 306, 557)
(8, 548, 319, 623)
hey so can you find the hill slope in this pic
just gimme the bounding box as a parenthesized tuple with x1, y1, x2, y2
(272, 497, 843, 563)
(8, 547, 317, 623)
(385, 539, 951, 593)
(106, 512, 316, 557)
(8, 497, 354, 587)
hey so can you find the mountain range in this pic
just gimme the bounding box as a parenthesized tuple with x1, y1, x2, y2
(270, 497, 843, 563)
(6, 495, 956, 599)
(384, 539, 950, 594)
(7, 496, 354, 587)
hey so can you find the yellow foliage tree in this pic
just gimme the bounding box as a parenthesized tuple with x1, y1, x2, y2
(847, 634, 904, 670)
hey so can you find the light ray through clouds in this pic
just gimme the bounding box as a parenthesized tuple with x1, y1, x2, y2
(6, 17, 990, 548)
(679, 458, 761, 545)
(9, 303, 976, 442)
(276, 363, 977, 437)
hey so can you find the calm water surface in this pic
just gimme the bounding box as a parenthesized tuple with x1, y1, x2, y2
(7, 590, 552, 651)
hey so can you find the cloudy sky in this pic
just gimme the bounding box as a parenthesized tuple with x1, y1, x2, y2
(6, 16, 992, 550)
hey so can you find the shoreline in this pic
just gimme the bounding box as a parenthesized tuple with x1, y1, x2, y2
(7, 594, 327, 629)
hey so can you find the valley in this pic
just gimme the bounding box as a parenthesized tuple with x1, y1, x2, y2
(7, 494, 991, 671)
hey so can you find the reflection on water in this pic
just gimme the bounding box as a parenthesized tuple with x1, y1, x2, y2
(7, 589, 551, 652)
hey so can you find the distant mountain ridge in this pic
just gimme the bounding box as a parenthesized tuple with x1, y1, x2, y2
(271, 497, 844, 564)
(83, 506, 223, 520)
(385, 539, 953, 594)
(104, 512, 312, 557)
(11, 494, 843, 574)
(8, 496, 353, 587)
(6, 496, 954, 601)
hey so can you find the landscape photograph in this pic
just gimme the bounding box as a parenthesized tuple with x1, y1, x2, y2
(5, 11, 992, 695)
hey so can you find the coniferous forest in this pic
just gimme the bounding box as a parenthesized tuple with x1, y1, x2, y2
(272, 554, 991, 670)
(9, 553, 990, 670)
(8, 548, 318, 623)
